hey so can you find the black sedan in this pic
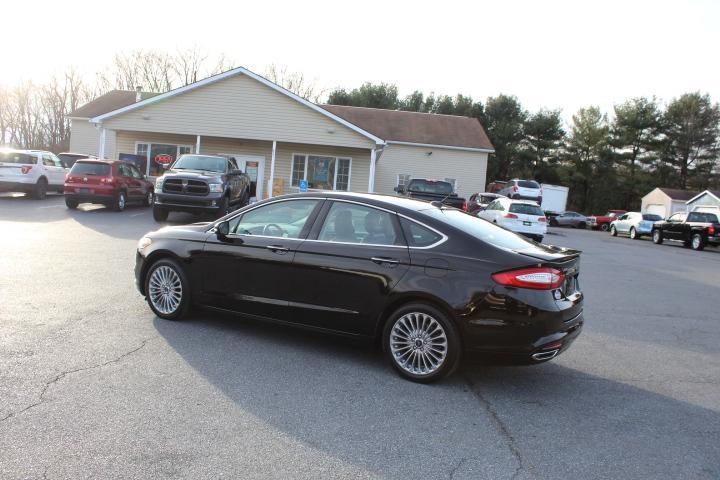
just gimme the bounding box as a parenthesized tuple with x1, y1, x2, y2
(135, 192, 584, 382)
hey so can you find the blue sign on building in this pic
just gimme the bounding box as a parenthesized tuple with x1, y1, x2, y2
(299, 179, 308, 192)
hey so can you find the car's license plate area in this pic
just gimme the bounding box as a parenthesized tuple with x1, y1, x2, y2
(523, 221, 532, 226)
(79, 188, 91, 194)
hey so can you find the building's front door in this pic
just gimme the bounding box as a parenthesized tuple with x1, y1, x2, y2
(231, 155, 265, 201)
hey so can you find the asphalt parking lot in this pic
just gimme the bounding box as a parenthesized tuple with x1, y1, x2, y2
(1, 194, 719, 480)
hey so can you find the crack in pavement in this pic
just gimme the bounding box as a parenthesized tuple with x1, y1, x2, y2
(463, 374, 528, 480)
(0, 339, 151, 425)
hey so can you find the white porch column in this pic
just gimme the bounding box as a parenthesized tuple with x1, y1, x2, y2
(98, 127, 107, 158)
(195, 135, 201, 154)
(268, 140, 277, 199)
(368, 148, 377, 193)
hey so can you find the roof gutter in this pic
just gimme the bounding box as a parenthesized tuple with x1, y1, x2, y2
(385, 140, 494, 153)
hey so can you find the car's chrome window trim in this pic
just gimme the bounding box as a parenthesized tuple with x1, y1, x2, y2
(207, 196, 326, 233)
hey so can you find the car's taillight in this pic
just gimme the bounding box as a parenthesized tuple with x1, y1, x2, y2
(504, 213, 518, 219)
(65, 173, 69, 181)
(538, 217, 547, 222)
(492, 267, 565, 290)
(709, 226, 716, 235)
(20, 165, 33, 174)
(101, 177, 114, 184)
(462, 201, 468, 211)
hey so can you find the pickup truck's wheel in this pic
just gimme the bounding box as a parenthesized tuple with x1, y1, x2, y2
(629, 227, 638, 239)
(145, 259, 190, 320)
(652, 229, 663, 244)
(32, 178, 47, 200)
(153, 205, 169, 222)
(691, 233, 705, 251)
(113, 191, 127, 212)
(610, 225, 617, 236)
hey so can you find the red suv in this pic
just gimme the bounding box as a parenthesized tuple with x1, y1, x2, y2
(64, 160, 154, 211)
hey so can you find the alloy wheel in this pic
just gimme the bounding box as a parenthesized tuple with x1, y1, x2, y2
(692, 235, 701, 250)
(389, 312, 448, 376)
(148, 265, 183, 315)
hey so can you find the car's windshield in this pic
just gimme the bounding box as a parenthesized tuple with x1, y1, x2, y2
(172, 155, 227, 173)
(509, 203, 544, 216)
(687, 212, 719, 223)
(425, 208, 539, 250)
(517, 180, 540, 189)
(0, 152, 35, 164)
(406, 179, 453, 195)
(70, 162, 111, 176)
(642, 214, 662, 221)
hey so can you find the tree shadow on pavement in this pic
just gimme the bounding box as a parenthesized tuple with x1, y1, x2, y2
(153, 310, 720, 480)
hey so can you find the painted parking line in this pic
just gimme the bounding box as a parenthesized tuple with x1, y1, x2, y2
(38, 204, 64, 209)
(130, 212, 146, 217)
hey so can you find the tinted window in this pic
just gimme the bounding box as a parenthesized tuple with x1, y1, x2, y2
(172, 155, 227, 173)
(688, 212, 719, 223)
(70, 162, 111, 176)
(318, 202, 399, 245)
(400, 218, 443, 247)
(509, 203, 544, 216)
(129, 165, 143, 178)
(425, 209, 539, 250)
(642, 214, 662, 221)
(668, 213, 685, 222)
(406, 179, 453, 195)
(0, 152, 36, 164)
(517, 180, 540, 188)
(230, 199, 318, 238)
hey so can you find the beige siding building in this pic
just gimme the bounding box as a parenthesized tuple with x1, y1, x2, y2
(641, 187, 699, 218)
(69, 67, 493, 200)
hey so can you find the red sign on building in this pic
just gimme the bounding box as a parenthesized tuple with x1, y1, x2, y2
(155, 154, 174, 164)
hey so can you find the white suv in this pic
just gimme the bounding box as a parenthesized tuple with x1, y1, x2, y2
(497, 179, 543, 203)
(0, 149, 68, 199)
(478, 197, 547, 242)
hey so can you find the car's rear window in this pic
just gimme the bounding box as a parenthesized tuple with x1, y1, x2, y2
(425, 208, 538, 250)
(509, 203, 544, 216)
(642, 214, 662, 221)
(0, 152, 36, 164)
(70, 162, 111, 176)
(688, 212, 719, 223)
(517, 180, 540, 189)
(406, 179, 453, 195)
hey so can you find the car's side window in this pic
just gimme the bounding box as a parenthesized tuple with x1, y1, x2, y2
(668, 214, 680, 222)
(400, 218, 442, 247)
(119, 164, 131, 177)
(619, 214, 628, 221)
(130, 165, 143, 178)
(318, 202, 400, 246)
(229, 199, 319, 238)
(42, 154, 55, 167)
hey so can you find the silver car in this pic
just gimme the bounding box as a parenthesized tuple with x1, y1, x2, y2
(550, 211, 588, 228)
(610, 212, 663, 239)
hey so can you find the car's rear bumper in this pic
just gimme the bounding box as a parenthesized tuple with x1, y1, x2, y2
(0, 180, 34, 192)
(64, 193, 116, 204)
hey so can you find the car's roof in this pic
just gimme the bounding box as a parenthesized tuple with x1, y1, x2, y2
(74, 158, 126, 165)
(504, 198, 540, 205)
(276, 191, 449, 213)
(59, 152, 94, 157)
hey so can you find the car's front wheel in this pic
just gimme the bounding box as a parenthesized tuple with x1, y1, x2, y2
(652, 229, 663, 244)
(600, 224, 609, 232)
(383, 303, 460, 383)
(610, 225, 617, 236)
(143, 190, 154, 207)
(113, 191, 127, 212)
(691, 233, 705, 251)
(145, 259, 190, 320)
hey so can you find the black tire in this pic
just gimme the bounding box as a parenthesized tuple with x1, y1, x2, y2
(629, 227, 638, 240)
(600, 224, 609, 232)
(31, 178, 47, 200)
(143, 189, 154, 207)
(691, 233, 705, 251)
(549, 218, 558, 227)
(153, 205, 169, 222)
(216, 196, 230, 218)
(652, 229, 663, 244)
(536, 235, 544, 243)
(65, 197, 78, 209)
(578, 222, 587, 229)
(610, 225, 617, 236)
(144, 258, 190, 320)
(382, 302, 460, 383)
(113, 191, 127, 212)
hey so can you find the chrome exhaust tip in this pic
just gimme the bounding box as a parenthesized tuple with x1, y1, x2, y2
(532, 349, 559, 361)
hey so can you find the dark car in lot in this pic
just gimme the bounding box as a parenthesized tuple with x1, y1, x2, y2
(652, 211, 720, 250)
(64, 160, 154, 211)
(394, 178, 466, 209)
(465, 192, 505, 215)
(135, 192, 584, 383)
(153, 154, 251, 222)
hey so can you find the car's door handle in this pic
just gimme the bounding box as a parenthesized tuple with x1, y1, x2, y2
(266, 245, 289, 254)
(371, 257, 399, 266)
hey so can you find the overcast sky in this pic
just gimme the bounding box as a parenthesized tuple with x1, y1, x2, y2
(5, 0, 719, 120)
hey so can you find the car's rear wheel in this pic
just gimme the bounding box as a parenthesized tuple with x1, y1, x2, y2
(153, 205, 169, 222)
(629, 227, 638, 239)
(652, 229, 663, 244)
(610, 225, 617, 236)
(691, 233, 705, 251)
(113, 191, 126, 212)
(145, 259, 190, 320)
(65, 197, 78, 209)
(32, 178, 47, 200)
(383, 303, 460, 383)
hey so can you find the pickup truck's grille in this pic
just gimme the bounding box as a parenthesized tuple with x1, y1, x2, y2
(163, 179, 209, 195)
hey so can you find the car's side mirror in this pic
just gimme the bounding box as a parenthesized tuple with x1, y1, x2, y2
(216, 221, 230, 238)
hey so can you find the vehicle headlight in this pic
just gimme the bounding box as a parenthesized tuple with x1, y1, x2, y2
(137, 236, 152, 251)
(209, 183, 223, 193)
(155, 177, 164, 189)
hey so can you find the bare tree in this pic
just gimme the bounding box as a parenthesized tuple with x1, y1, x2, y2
(264, 64, 324, 102)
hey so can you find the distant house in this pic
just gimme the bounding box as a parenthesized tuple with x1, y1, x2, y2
(641, 187, 699, 218)
(686, 190, 720, 213)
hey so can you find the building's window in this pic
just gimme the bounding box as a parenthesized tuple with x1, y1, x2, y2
(445, 178, 457, 191)
(290, 154, 352, 191)
(136, 143, 193, 177)
(397, 174, 412, 188)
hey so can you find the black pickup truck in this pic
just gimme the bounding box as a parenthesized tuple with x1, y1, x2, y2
(153, 154, 251, 222)
(394, 178, 466, 209)
(651, 210, 720, 251)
